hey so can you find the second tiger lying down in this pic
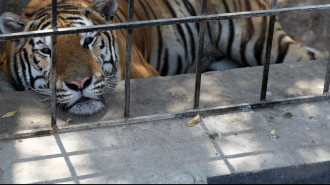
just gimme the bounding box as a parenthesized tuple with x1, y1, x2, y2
(0, 0, 327, 115)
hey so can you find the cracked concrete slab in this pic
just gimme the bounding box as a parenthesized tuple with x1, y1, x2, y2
(0, 100, 330, 183)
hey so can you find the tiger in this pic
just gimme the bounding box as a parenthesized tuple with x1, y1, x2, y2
(0, 0, 327, 115)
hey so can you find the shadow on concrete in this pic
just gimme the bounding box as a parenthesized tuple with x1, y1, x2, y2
(207, 161, 330, 184)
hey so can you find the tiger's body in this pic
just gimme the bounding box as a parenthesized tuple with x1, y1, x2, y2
(0, 0, 327, 115)
(114, 0, 327, 75)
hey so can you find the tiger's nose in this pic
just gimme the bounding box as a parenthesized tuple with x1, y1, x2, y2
(66, 77, 92, 91)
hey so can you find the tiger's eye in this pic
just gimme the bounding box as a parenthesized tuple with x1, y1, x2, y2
(41, 48, 51, 55)
(85, 38, 93, 45)
(83, 37, 95, 49)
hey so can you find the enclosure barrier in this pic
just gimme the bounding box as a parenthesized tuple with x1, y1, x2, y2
(0, 0, 330, 135)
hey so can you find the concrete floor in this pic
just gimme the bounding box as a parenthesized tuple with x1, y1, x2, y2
(0, 60, 330, 183)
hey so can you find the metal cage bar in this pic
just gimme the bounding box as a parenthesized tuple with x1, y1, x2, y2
(51, 0, 58, 127)
(193, 0, 208, 110)
(323, 52, 330, 93)
(124, 0, 135, 118)
(260, 0, 277, 101)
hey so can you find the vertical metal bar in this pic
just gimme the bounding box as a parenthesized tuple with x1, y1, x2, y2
(323, 52, 330, 93)
(193, 0, 208, 109)
(124, 0, 134, 118)
(51, 0, 57, 127)
(260, 0, 277, 101)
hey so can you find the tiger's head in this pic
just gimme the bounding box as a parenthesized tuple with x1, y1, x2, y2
(0, 0, 121, 115)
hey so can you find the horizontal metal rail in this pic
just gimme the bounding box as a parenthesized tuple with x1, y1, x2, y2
(1, 4, 330, 40)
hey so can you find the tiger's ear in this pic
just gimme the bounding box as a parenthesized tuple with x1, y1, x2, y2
(89, 0, 118, 21)
(0, 12, 28, 34)
(0, 12, 29, 47)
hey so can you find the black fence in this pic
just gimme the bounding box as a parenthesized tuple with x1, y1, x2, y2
(1, 0, 330, 128)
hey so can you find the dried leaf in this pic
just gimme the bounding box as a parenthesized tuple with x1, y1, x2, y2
(271, 129, 275, 135)
(186, 114, 200, 127)
(1, 111, 18, 119)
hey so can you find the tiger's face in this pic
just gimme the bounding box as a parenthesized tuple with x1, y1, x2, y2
(0, 0, 120, 115)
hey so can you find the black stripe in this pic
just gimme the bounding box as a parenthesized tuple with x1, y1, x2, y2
(253, 1, 267, 65)
(114, 14, 123, 23)
(144, 0, 163, 71)
(35, 15, 51, 30)
(40, 22, 51, 30)
(34, 12, 49, 20)
(18, 50, 27, 88)
(307, 51, 316, 60)
(147, 55, 150, 64)
(23, 49, 33, 87)
(36, 40, 44, 45)
(216, 21, 222, 49)
(276, 34, 293, 64)
(34, 9, 49, 20)
(117, 8, 128, 21)
(33, 56, 40, 65)
(65, 16, 84, 20)
(182, 0, 199, 31)
(164, 0, 188, 61)
(100, 40, 105, 49)
(176, 56, 183, 74)
(94, 78, 104, 85)
(57, 11, 82, 15)
(28, 39, 35, 47)
(222, 0, 234, 58)
(57, 4, 78, 9)
(33, 75, 44, 81)
(102, 31, 112, 56)
(28, 21, 36, 30)
(161, 49, 169, 76)
(137, 0, 151, 20)
(207, 22, 213, 43)
(239, 0, 253, 66)
(13, 54, 23, 89)
(113, 14, 126, 37)
(73, 22, 86, 26)
(186, 24, 195, 67)
(25, 12, 37, 18)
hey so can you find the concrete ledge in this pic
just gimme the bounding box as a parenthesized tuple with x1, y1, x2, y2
(0, 59, 328, 136)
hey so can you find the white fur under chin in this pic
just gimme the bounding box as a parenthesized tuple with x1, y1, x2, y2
(68, 99, 105, 115)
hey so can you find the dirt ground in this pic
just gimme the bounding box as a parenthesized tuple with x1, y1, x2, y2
(0, 0, 329, 54)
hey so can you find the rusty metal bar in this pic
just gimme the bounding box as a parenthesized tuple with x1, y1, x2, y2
(260, 0, 277, 101)
(124, 0, 134, 118)
(194, 0, 208, 109)
(1, 4, 330, 41)
(51, 0, 58, 127)
(323, 52, 330, 93)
